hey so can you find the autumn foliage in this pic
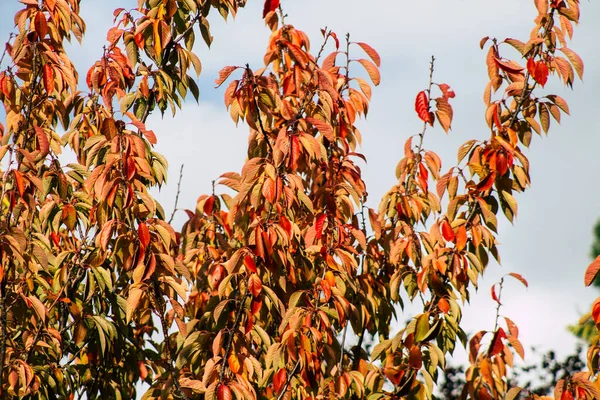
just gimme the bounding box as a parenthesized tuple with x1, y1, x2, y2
(0, 0, 595, 399)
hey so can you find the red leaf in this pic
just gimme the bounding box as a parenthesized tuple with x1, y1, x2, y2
(586, 256, 600, 286)
(217, 383, 232, 400)
(50, 231, 60, 247)
(262, 0, 280, 18)
(13, 170, 25, 197)
(591, 298, 600, 326)
(415, 91, 432, 124)
(440, 220, 455, 242)
(203, 196, 215, 215)
(138, 222, 150, 248)
(477, 171, 496, 193)
(489, 327, 507, 356)
(273, 368, 287, 394)
(315, 214, 327, 240)
(534, 62, 549, 87)
(526, 57, 536, 77)
(43, 63, 54, 93)
(491, 284, 500, 304)
(243, 254, 257, 273)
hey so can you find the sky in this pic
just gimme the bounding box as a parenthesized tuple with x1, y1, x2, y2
(1, 0, 600, 372)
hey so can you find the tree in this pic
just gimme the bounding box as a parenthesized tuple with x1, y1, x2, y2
(0, 0, 596, 399)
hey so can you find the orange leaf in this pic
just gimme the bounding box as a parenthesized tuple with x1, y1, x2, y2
(43, 63, 54, 94)
(215, 66, 238, 88)
(243, 255, 257, 273)
(273, 368, 287, 394)
(305, 117, 335, 142)
(357, 59, 380, 86)
(455, 225, 467, 251)
(138, 222, 150, 248)
(356, 42, 380, 67)
(559, 47, 584, 80)
(409, 346, 422, 369)
(508, 272, 528, 288)
(248, 274, 262, 298)
(438, 298, 450, 314)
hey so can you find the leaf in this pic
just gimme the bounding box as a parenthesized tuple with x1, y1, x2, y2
(356, 42, 381, 67)
(415, 91, 432, 124)
(138, 222, 150, 248)
(491, 284, 500, 304)
(508, 272, 528, 288)
(438, 298, 450, 314)
(534, 0, 548, 15)
(243, 255, 257, 273)
(409, 346, 422, 369)
(215, 66, 238, 88)
(585, 256, 600, 286)
(217, 383, 232, 400)
(248, 274, 262, 298)
(305, 117, 335, 142)
(273, 368, 287, 394)
(559, 47, 584, 80)
(440, 220, 454, 242)
(262, 0, 280, 18)
(457, 140, 477, 163)
(126, 286, 143, 323)
(506, 387, 523, 400)
(435, 97, 453, 133)
(357, 59, 380, 86)
(42, 63, 54, 93)
(505, 317, 519, 338)
(547, 95, 570, 115)
(414, 313, 430, 342)
(507, 336, 525, 359)
(315, 213, 327, 240)
(13, 170, 24, 196)
(28, 296, 46, 323)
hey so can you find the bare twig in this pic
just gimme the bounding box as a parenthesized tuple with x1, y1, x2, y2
(168, 164, 184, 225)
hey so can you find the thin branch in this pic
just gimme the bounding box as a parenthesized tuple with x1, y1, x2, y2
(246, 64, 274, 156)
(168, 164, 184, 225)
(151, 282, 190, 400)
(0, 279, 7, 381)
(493, 277, 504, 331)
(276, 359, 301, 400)
(219, 291, 250, 383)
(140, 13, 204, 124)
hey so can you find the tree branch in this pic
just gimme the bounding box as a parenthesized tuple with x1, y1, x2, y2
(168, 164, 184, 225)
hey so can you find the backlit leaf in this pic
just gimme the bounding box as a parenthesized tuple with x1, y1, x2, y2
(357, 59, 380, 86)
